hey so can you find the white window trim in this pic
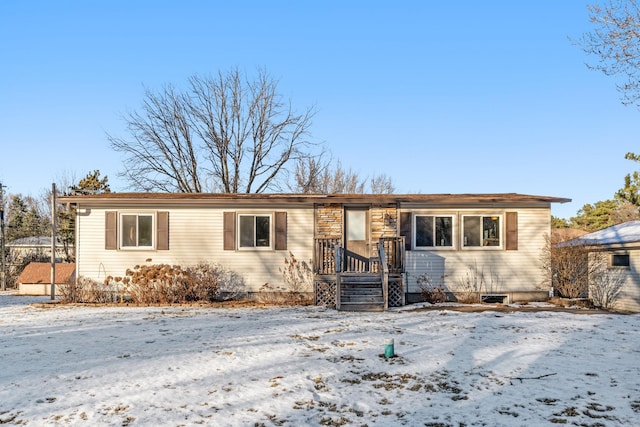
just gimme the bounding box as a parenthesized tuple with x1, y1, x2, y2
(460, 214, 503, 250)
(119, 212, 155, 250)
(609, 253, 630, 269)
(413, 214, 457, 250)
(237, 213, 274, 250)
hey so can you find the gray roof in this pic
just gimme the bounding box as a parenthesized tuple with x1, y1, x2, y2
(569, 221, 640, 247)
(58, 192, 571, 205)
(6, 236, 65, 247)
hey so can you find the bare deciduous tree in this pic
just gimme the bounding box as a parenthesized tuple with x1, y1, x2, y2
(290, 156, 394, 194)
(579, 0, 640, 107)
(108, 68, 316, 193)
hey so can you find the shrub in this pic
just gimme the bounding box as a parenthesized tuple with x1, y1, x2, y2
(59, 276, 117, 303)
(416, 273, 446, 304)
(106, 262, 246, 305)
(279, 251, 313, 304)
(257, 252, 313, 305)
(540, 235, 591, 298)
(589, 264, 624, 309)
(187, 262, 244, 301)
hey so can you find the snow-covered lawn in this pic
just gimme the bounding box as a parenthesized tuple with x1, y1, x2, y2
(1, 294, 639, 426)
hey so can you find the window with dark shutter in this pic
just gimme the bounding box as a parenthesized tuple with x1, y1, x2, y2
(275, 211, 287, 250)
(400, 212, 412, 251)
(105, 211, 117, 250)
(157, 212, 169, 250)
(506, 212, 518, 251)
(223, 212, 236, 250)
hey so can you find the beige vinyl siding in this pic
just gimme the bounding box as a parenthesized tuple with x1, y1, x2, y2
(611, 249, 640, 313)
(404, 207, 550, 295)
(75, 204, 315, 292)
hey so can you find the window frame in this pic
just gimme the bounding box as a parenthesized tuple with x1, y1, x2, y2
(610, 253, 630, 268)
(119, 212, 155, 250)
(412, 214, 456, 250)
(237, 213, 273, 250)
(460, 214, 503, 250)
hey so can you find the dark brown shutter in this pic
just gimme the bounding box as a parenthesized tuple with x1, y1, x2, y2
(506, 211, 518, 251)
(275, 211, 287, 250)
(157, 211, 169, 250)
(105, 211, 117, 250)
(399, 212, 412, 251)
(223, 212, 236, 250)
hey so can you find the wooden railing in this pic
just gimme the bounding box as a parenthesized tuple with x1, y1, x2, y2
(377, 241, 389, 311)
(314, 236, 405, 275)
(378, 236, 405, 274)
(314, 237, 341, 275)
(342, 249, 371, 272)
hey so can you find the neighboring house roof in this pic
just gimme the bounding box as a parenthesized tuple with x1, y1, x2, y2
(7, 236, 66, 248)
(565, 220, 640, 248)
(58, 192, 571, 205)
(16, 262, 76, 285)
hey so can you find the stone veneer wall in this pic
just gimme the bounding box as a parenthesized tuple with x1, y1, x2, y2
(370, 205, 398, 241)
(314, 203, 398, 242)
(315, 204, 343, 239)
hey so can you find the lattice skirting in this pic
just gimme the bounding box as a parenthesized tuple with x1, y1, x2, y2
(388, 279, 405, 307)
(314, 279, 337, 308)
(314, 277, 405, 309)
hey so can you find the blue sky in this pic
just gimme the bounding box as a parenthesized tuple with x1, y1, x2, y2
(1, 1, 639, 219)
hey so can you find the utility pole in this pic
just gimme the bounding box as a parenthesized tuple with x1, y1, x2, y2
(0, 181, 6, 291)
(50, 183, 56, 300)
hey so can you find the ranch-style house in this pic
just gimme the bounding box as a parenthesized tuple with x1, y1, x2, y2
(57, 192, 570, 311)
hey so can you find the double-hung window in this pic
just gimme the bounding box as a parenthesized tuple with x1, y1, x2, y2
(120, 213, 154, 249)
(462, 215, 501, 248)
(414, 215, 454, 249)
(238, 214, 272, 249)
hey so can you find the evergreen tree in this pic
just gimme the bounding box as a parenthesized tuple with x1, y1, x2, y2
(6, 195, 49, 241)
(570, 199, 640, 232)
(69, 170, 111, 195)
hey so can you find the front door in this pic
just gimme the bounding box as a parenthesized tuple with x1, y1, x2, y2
(345, 207, 370, 259)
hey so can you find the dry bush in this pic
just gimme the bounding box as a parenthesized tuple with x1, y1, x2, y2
(540, 235, 592, 298)
(106, 262, 246, 304)
(59, 276, 84, 303)
(454, 262, 503, 304)
(59, 276, 117, 303)
(279, 251, 313, 304)
(258, 252, 313, 305)
(106, 264, 193, 304)
(589, 261, 625, 309)
(416, 273, 446, 304)
(541, 235, 624, 308)
(187, 262, 244, 301)
(256, 283, 290, 305)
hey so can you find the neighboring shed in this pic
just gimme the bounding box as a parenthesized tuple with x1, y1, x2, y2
(17, 262, 76, 296)
(569, 221, 640, 312)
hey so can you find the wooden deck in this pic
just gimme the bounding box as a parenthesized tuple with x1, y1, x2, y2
(313, 237, 405, 311)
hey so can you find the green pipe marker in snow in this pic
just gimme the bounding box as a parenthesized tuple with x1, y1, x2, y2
(384, 339, 394, 358)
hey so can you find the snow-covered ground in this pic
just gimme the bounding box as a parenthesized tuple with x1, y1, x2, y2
(1, 293, 639, 426)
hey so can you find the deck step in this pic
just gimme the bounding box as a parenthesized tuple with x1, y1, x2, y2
(341, 294, 383, 302)
(338, 302, 385, 312)
(337, 273, 385, 312)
